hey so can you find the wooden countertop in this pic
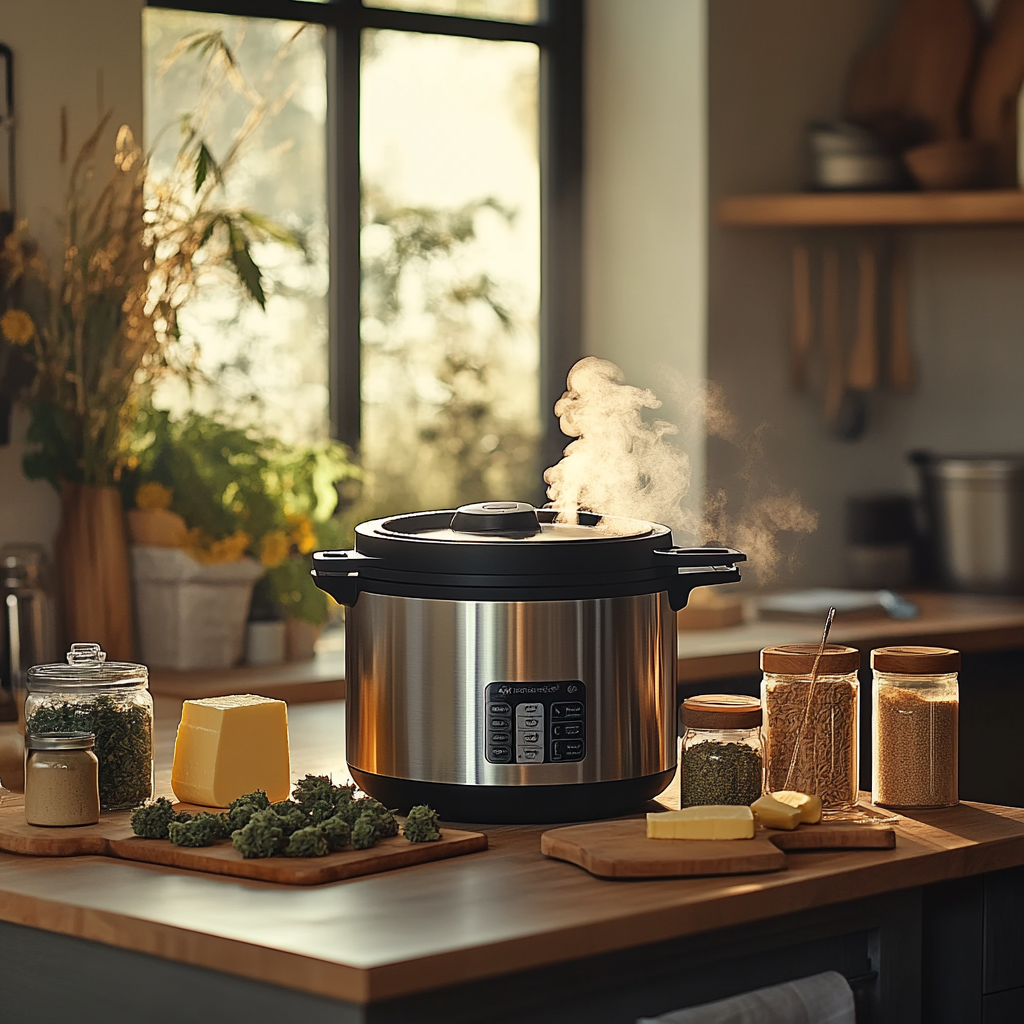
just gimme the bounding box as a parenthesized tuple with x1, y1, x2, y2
(678, 592, 1024, 682)
(2, 698, 1024, 1005)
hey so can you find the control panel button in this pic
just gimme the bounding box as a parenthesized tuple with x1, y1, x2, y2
(488, 745, 512, 761)
(520, 717, 540, 729)
(518, 703, 543, 715)
(551, 722, 584, 739)
(552, 739, 585, 761)
(517, 746, 543, 762)
(489, 731, 510, 743)
(489, 717, 510, 729)
(489, 703, 511, 715)
(551, 702, 584, 720)
(520, 731, 540, 744)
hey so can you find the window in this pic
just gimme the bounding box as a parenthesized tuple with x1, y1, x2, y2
(143, 0, 581, 512)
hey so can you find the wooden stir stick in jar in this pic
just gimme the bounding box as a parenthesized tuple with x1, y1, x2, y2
(782, 606, 836, 796)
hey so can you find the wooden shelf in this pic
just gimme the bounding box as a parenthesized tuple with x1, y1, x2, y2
(717, 188, 1024, 227)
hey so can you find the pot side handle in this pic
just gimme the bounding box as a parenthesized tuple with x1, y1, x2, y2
(310, 550, 381, 607)
(665, 564, 743, 612)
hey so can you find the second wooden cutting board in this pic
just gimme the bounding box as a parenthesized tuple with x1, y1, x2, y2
(541, 819, 786, 879)
(541, 819, 897, 879)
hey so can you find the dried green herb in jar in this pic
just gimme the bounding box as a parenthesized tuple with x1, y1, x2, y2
(681, 740, 763, 807)
(27, 695, 153, 810)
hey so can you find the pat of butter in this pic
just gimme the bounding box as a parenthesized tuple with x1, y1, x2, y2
(771, 790, 822, 824)
(171, 694, 290, 807)
(751, 794, 802, 831)
(647, 806, 755, 840)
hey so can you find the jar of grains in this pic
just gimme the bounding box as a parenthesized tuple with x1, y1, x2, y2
(761, 644, 861, 810)
(25, 643, 153, 811)
(25, 733, 100, 826)
(680, 694, 764, 807)
(872, 646, 959, 809)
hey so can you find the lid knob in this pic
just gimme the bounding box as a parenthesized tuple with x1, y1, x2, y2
(450, 501, 541, 536)
(67, 643, 106, 667)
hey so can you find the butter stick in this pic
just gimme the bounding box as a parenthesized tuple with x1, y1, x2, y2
(647, 806, 755, 840)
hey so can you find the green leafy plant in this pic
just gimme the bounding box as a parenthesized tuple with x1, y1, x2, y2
(122, 406, 358, 624)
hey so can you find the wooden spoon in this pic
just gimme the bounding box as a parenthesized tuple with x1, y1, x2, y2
(821, 246, 844, 424)
(848, 242, 878, 392)
(889, 239, 914, 391)
(791, 243, 813, 391)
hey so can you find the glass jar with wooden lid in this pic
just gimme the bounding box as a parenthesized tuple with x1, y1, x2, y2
(679, 694, 763, 807)
(872, 646, 959, 809)
(761, 644, 861, 810)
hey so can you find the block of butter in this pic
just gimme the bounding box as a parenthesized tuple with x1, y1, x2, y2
(771, 790, 822, 824)
(171, 694, 291, 807)
(647, 806, 755, 841)
(751, 794, 802, 831)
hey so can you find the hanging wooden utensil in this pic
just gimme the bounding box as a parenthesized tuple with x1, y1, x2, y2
(822, 246, 844, 425)
(889, 238, 914, 391)
(791, 243, 813, 391)
(848, 241, 879, 392)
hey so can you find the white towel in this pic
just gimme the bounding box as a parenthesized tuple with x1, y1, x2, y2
(637, 970, 856, 1024)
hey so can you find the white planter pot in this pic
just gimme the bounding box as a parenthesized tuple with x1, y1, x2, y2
(131, 546, 264, 671)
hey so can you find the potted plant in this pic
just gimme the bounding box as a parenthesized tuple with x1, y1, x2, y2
(121, 407, 357, 669)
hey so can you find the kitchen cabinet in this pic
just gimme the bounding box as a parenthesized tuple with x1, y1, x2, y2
(2, 701, 1024, 1023)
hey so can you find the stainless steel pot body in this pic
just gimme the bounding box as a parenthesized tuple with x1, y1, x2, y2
(345, 590, 676, 787)
(919, 458, 1024, 593)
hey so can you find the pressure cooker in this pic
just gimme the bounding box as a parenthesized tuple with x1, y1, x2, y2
(312, 501, 745, 823)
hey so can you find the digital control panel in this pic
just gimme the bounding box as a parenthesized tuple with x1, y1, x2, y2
(484, 681, 586, 765)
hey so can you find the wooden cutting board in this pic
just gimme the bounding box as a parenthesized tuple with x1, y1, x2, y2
(541, 819, 897, 880)
(767, 822, 896, 851)
(0, 798, 487, 885)
(541, 819, 786, 879)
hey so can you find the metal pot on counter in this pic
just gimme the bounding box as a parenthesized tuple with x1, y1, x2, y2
(312, 501, 745, 823)
(912, 452, 1024, 594)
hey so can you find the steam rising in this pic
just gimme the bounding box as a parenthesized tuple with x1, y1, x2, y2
(544, 357, 818, 583)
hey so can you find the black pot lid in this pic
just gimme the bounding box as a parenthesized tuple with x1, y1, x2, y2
(313, 502, 746, 580)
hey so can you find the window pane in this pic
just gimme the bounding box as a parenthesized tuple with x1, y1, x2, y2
(360, 29, 540, 512)
(143, 9, 330, 445)
(366, 0, 539, 24)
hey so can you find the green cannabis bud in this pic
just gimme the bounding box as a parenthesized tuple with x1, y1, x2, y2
(292, 774, 333, 807)
(271, 801, 308, 838)
(232, 808, 284, 859)
(351, 811, 380, 850)
(353, 798, 399, 839)
(226, 790, 270, 831)
(403, 805, 442, 844)
(321, 814, 351, 852)
(131, 797, 177, 839)
(168, 812, 229, 848)
(284, 826, 329, 858)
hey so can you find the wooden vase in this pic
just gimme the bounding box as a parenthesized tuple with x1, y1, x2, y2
(55, 483, 135, 661)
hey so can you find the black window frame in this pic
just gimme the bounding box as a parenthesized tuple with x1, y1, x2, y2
(145, 0, 583, 475)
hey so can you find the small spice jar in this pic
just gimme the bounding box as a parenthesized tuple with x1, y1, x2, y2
(25, 733, 100, 826)
(680, 694, 764, 807)
(761, 644, 861, 810)
(872, 646, 959, 809)
(25, 643, 153, 811)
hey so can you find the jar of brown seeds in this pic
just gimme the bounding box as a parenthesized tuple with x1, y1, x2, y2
(761, 644, 861, 811)
(872, 646, 959, 809)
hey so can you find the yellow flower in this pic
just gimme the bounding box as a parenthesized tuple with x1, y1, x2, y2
(286, 513, 317, 555)
(184, 529, 250, 565)
(135, 481, 173, 511)
(1, 309, 35, 346)
(259, 530, 291, 568)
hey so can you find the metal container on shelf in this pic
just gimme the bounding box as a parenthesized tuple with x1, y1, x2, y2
(911, 452, 1024, 594)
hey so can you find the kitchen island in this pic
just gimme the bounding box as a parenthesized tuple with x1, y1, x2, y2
(1, 698, 1023, 1024)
